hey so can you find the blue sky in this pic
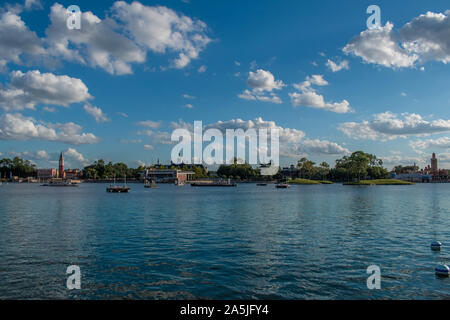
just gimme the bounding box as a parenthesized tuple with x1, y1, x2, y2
(1, 0, 450, 170)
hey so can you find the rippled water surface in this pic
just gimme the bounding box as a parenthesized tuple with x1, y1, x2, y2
(0, 183, 449, 299)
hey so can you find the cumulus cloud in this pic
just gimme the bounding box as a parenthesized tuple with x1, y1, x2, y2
(83, 104, 110, 123)
(64, 147, 88, 165)
(194, 117, 349, 157)
(184, 103, 194, 109)
(45, 3, 146, 75)
(0, 113, 100, 145)
(344, 11, 450, 69)
(343, 23, 417, 68)
(238, 69, 284, 103)
(143, 144, 154, 150)
(326, 59, 349, 72)
(0, 70, 92, 111)
(412, 136, 450, 150)
(247, 69, 285, 92)
(339, 112, 450, 140)
(289, 75, 352, 113)
(0, 10, 45, 67)
(41, 2, 211, 74)
(111, 1, 211, 70)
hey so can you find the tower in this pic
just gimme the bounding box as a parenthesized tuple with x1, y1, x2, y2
(431, 153, 438, 173)
(59, 152, 64, 179)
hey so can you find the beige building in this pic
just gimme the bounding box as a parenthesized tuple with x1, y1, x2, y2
(37, 169, 58, 181)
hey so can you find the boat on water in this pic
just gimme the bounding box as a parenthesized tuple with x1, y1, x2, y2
(107, 175, 130, 193)
(107, 185, 130, 193)
(144, 179, 158, 189)
(257, 183, 268, 186)
(175, 180, 185, 186)
(191, 179, 237, 187)
(41, 180, 79, 187)
(276, 183, 290, 189)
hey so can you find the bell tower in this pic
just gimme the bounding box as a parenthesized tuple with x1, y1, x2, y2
(59, 152, 64, 179)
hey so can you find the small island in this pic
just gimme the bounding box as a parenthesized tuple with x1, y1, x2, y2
(288, 178, 333, 185)
(343, 179, 415, 185)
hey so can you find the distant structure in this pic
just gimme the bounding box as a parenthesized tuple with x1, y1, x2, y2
(431, 153, 438, 174)
(58, 152, 65, 179)
(392, 152, 448, 182)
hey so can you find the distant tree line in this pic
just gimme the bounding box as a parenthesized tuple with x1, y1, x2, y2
(291, 151, 388, 182)
(1, 151, 390, 182)
(81, 160, 209, 180)
(0, 157, 37, 178)
(82, 160, 144, 180)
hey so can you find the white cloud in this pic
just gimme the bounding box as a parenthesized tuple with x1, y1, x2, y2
(205, 117, 349, 157)
(0, 113, 100, 145)
(143, 144, 154, 150)
(344, 11, 450, 69)
(238, 69, 284, 103)
(64, 148, 88, 165)
(83, 104, 110, 123)
(0, 70, 92, 111)
(46, 3, 146, 75)
(111, 1, 211, 70)
(24, 0, 42, 10)
(198, 65, 207, 73)
(0, 10, 45, 67)
(43, 2, 211, 74)
(289, 75, 352, 113)
(183, 94, 195, 99)
(339, 112, 450, 140)
(343, 22, 418, 68)
(293, 75, 328, 92)
(238, 90, 282, 104)
(413, 137, 450, 150)
(135, 120, 162, 128)
(184, 103, 194, 109)
(247, 69, 285, 92)
(326, 59, 349, 72)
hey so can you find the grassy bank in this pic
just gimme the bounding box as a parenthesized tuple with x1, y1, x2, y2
(343, 179, 415, 185)
(288, 178, 334, 185)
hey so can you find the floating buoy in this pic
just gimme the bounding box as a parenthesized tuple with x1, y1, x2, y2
(431, 241, 443, 251)
(435, 264, 450, 277)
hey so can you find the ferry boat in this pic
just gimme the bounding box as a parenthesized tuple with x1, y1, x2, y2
(275, 183, 290, 189)
(41, 180, 79, 187)
(191, 179, 237, 187)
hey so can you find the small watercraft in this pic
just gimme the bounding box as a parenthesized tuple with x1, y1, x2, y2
(256, 183, 267, 186)
(107, 175, 130, 193)
(276, 183, 290, 189)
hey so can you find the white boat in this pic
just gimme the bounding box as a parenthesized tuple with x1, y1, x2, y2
(41, 181, 78, 187)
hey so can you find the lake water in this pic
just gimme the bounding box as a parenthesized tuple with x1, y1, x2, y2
(0, 182, 449, 299)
